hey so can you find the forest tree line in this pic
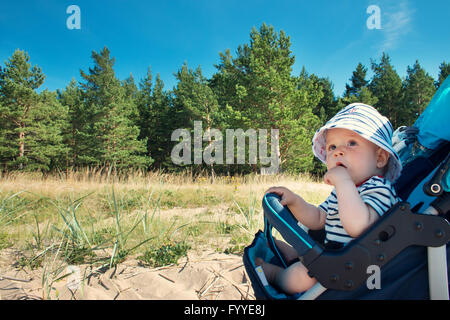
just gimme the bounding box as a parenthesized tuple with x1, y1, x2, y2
(0, 24, 449, 177)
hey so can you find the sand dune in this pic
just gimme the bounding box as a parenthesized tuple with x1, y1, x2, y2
(0, 248, 254, 300)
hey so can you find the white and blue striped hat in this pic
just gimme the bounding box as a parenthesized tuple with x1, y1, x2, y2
(312, 103, 402, 182)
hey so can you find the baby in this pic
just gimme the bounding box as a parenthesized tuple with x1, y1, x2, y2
(256, 103, 402, 295)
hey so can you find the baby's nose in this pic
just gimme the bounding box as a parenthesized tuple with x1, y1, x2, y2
(333, 146, 345, 156)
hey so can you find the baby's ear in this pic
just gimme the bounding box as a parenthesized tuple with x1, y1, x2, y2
(376, 148, 390, 168)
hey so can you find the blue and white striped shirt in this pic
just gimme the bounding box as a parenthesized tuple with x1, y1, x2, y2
(318, 176, 400, 245)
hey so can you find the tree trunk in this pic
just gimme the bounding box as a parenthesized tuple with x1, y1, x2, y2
(19, 124, 25, 169)
(72, 126, 76, 167)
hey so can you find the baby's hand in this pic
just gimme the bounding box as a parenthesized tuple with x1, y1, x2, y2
(324, 166, 352, 186)
(265, 186, 300, 207)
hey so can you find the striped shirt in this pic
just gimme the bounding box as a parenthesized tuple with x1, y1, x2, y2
(318, 176, 400, 245)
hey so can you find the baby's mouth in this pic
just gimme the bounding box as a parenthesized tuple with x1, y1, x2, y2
(336, 162, 347, 168)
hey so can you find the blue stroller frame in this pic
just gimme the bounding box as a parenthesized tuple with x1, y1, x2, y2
(243, 78, 450, 300)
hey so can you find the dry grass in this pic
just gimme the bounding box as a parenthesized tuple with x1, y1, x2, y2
(0, 170, 332, 286)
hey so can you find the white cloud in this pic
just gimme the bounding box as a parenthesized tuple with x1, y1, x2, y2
(379, 0, 415, 53)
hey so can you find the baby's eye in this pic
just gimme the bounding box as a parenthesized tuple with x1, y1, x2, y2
(327, 144, 336, 151)
(348, 140, 357, 147)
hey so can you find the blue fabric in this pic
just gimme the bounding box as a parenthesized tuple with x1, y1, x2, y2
(243, 231, 292, 300)
(444, 169, 450, 192)
(414, 76, 450, 150)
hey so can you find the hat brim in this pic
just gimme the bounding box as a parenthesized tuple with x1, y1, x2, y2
(312, 124, 402, 182)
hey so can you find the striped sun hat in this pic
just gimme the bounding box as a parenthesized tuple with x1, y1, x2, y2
(312, 103, 402, 182)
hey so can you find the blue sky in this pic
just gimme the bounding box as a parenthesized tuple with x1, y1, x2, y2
(1, 0, 449, 97)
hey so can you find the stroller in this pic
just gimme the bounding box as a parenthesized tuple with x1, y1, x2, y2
(243, 77, 450, 300)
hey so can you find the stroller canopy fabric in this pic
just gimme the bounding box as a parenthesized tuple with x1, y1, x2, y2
(414, 76, 450, 150)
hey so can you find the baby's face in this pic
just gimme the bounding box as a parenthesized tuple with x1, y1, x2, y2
(325, 128, 386, 185)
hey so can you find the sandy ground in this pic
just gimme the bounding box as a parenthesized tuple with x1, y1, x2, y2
(0, 248, 255, 300)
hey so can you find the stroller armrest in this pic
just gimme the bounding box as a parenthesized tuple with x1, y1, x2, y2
(262, 193, 323, 260)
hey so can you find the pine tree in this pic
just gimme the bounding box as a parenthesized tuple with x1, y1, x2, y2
(28, 90, 69, 176)
(0, 99, 13, 173)
(136, 67, 154, 161)
(210, 49, 242, 120)
(369, 53, 403, 128)
(310, 75, 339, 123)
(402, 60, 436, 125)
(210, 24, 321, 174)
(151, 73, 172, 168)
(0, 49, 45, 170)
(79, 47, 151, 171)
(436, 61, 450, 88)
(209, 51, 247, 176)
(136, 68, 171, 169)
(173, 63, 218, 128)
(344, 63, 369, 97)
(122, 73, 139, 127)
(343, 63, 378, 106)
(57, 78, 85, 169)
(286, 68, 323, 173)
(172, 63, 220, 176)
(209, 49, 248, 141)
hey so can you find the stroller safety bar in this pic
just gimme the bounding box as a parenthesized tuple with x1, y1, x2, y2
(263, 193, 321, 257)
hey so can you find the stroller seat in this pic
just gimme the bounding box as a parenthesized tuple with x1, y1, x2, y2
(243, 77, 450, 300)
(243, 142, 449, 300)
